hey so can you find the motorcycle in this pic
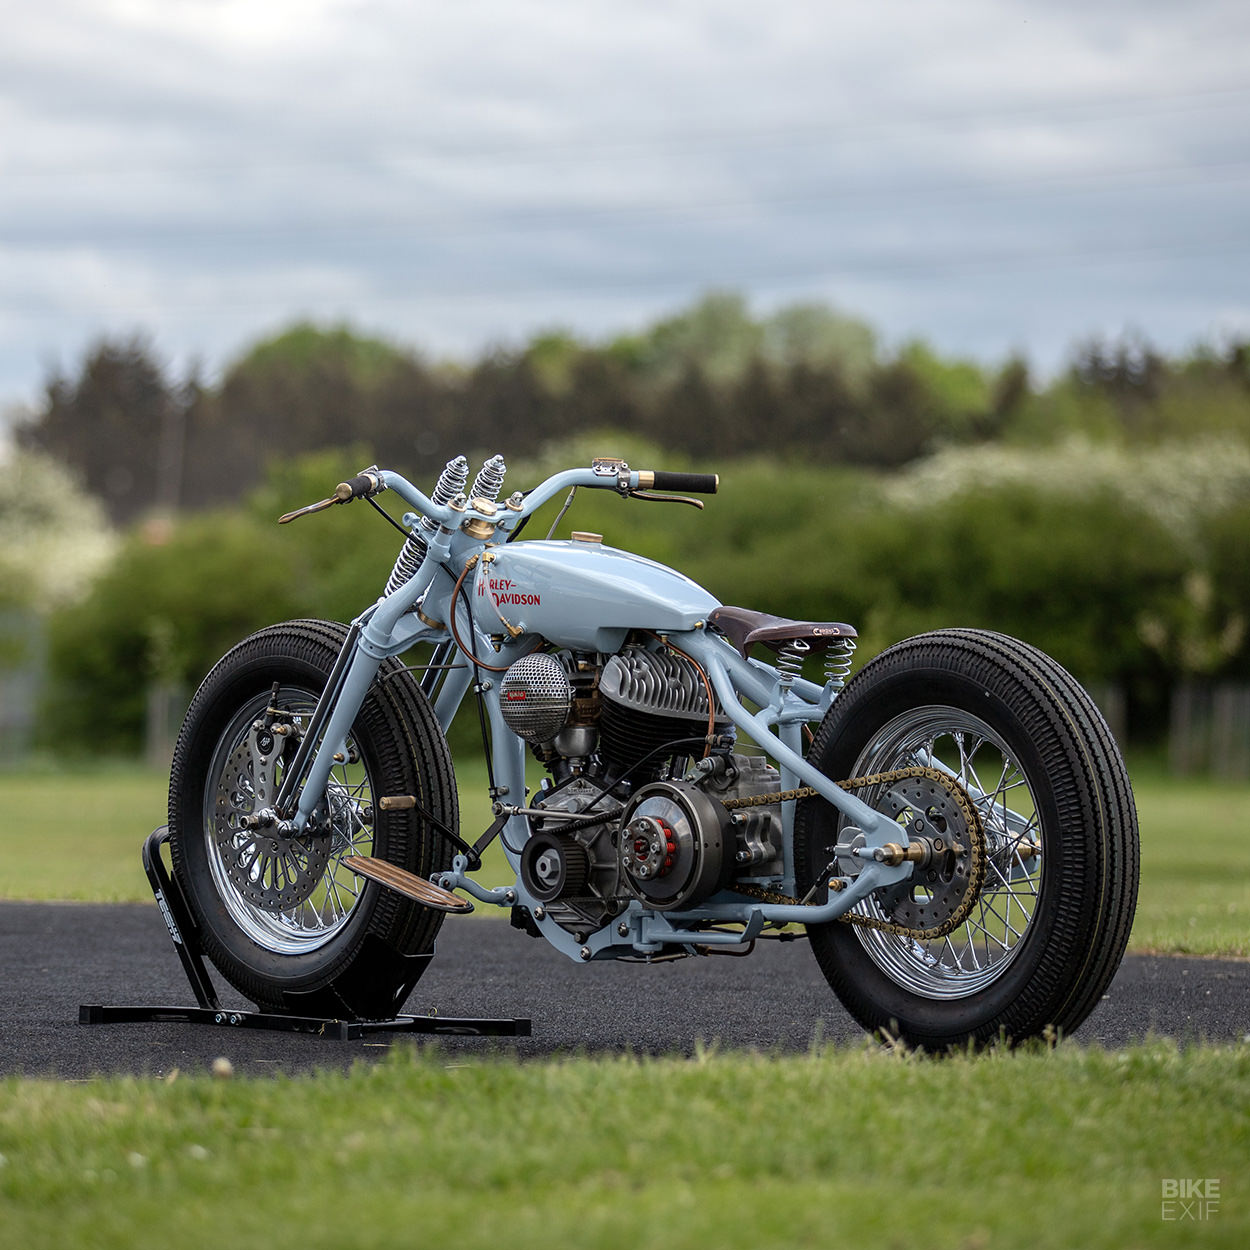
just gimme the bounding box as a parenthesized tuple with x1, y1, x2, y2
(167, 452, 1139, 1048)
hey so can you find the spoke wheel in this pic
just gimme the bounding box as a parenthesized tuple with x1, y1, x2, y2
(170, 619, 458, 1018)
(795, 629, 1138, 1049)
(840, 707, 1041, 997)
(206, 689, 371, 954)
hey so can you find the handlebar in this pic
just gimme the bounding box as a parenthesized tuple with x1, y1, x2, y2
(277, 469, 385, 523)
(280, 457, 717, 531)
(377, 462, 718, 527)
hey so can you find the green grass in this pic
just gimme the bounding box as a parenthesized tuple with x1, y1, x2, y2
(0, 1040, 1245, 1249)
(0, 764, 1245, 1249)
(1, 759, 1247, 956)
(0, 759, 502, 905)
(1131, 768, 1250, 957)
(0, 761, 170, 903)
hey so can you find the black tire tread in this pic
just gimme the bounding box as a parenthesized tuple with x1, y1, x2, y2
(796, 628, 1139, 1047)
(168, 619, 458, 1014)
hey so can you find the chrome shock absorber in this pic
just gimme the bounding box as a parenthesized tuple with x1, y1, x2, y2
(384, 454, 469, 595)
(824, 637, 857, 692)
(468, 453, 507, 505)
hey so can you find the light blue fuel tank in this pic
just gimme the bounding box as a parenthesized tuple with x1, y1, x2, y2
(471, 539, 720, 652)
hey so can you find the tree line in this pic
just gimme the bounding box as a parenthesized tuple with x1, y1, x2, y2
(8, 293, 1250, 755)
(17, 291, 1250, 526)
(24, 431, 1250, 755)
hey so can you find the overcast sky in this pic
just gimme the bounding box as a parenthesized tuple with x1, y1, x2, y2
(2, 0, 1248, 415)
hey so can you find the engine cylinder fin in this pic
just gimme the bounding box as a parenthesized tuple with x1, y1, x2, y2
(600, 647, 724, 721)
(597, 646, 728, 783)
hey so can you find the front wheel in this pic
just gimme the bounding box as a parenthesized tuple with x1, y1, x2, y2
(168, 619, 458, 1018)
(795, 629, 1139, 1049)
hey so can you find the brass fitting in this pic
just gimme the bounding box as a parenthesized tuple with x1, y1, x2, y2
(877, 841, 934, 867)
(462, 497, 498, 540)
(378, 795, 417, 811)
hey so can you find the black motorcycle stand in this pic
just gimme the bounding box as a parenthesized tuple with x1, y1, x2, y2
(79, 827, 531, 1043)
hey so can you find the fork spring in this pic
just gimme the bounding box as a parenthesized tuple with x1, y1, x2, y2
(469, 454, 507, 503)
(385, 454, 469, 596)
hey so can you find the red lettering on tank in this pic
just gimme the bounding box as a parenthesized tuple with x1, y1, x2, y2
(482, 573, 540, 609)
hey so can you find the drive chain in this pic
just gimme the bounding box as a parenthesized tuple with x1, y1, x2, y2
(722, 766, 987, 941)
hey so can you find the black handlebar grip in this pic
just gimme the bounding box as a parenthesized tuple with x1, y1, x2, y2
(335, 472, 380, 502)
(643, 471, 719, 494)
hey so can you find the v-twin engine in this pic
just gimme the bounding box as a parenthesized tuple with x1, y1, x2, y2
(500, 643, 784, 935)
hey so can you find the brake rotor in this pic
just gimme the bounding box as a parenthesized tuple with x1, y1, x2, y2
(212, 735, 331, 912)
(871, 775, 978, 931)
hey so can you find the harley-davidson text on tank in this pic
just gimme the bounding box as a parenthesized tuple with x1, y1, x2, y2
(477, 576, 542, 608)
(471, 540, 720, 653)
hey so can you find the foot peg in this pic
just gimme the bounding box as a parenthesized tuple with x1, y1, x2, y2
(344, 856, 474, 913)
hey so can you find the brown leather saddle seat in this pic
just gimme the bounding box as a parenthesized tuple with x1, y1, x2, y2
(707, 606, 857, 658)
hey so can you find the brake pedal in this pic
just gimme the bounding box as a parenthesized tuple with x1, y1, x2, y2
(345, 856, 474, 913)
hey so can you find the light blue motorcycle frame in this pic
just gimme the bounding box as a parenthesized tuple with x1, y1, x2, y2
(288, 464, 917, 964)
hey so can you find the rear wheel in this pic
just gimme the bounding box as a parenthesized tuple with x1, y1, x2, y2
(169, 619, 457, 1018)
(795, 629, 1138, 1048)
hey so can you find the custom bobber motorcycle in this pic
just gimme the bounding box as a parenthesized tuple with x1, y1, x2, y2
(168, 453, 1138, 1049)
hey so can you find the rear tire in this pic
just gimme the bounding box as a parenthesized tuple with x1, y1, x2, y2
(169, 619, 457, 1018)
(795, 629, 1138, 1048)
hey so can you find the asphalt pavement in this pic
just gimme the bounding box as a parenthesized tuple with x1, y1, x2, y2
(1, 901, 1245, 1079)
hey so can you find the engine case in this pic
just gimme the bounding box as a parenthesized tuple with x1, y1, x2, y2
(618, 781, 732, 910)
(700, 753, 786, 880)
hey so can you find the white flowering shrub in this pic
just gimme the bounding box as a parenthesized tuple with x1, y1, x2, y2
(885, 436, 1250, 551)
(0, 449, 117, 612)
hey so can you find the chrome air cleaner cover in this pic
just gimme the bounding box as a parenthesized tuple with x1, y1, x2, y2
(499, 652, 575, 743)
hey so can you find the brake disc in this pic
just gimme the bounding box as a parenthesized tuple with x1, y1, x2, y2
(212, 735, 331, 912)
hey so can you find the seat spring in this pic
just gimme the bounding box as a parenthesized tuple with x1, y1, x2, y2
(824, 638, 857, 691)
(777, 638, 810, 686)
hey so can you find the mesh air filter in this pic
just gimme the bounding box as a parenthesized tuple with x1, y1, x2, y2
(499, 653, 574, 743)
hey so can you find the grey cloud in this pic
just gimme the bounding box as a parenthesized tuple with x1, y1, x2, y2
(1, 0, 1248, 412)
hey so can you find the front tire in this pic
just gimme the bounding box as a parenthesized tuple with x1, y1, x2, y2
(169, 619, 458, 1018)
(795, 629, 1138, 1048)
